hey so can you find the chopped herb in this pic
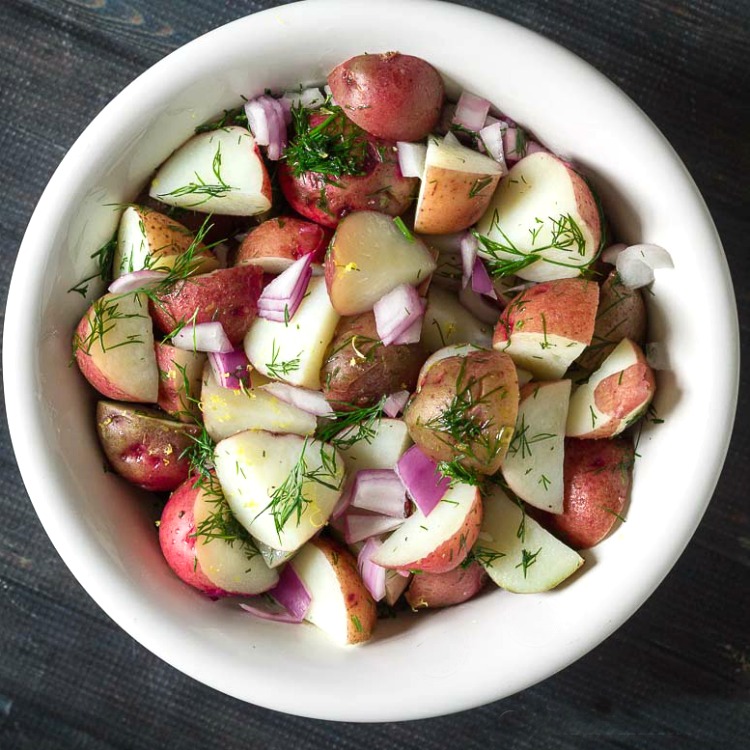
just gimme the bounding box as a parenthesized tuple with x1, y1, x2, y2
(464, 545, 507, 568)
(315, 397, 386, 449)
(351, 614, 363, 633)
(469, 175, 494, 198)
(392, 216, 414, 242)
(266, 340, 302, 379)
(515, 547, 541, 578)
(68, 232, 117, 297)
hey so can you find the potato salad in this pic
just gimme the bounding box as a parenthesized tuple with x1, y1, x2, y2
(71, 52, 672, 646)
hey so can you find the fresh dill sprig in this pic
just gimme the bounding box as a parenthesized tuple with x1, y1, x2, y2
(68, 232, 117, 297)
(463, 545, 507, 568)
(469, 175, 494, 198)
(436, 458, 483, 487)
(283, 99, 369, 179)
(71, 294, 149, 359)
(265, 340, 302, 380)
(515, 547, 541, 578)
(260, 439, 342, 539)
(194, 106, 248, 134)
(506, 413, 555, 460)
(393, 216, 414, 242)
(315, 396, 386, 450)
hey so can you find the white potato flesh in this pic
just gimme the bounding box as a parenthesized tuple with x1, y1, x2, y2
(327, 211, 437, 315)
(244, 277, 340, 389)
(372, 483, 477, 569)
(214, 431, 345, 552)
(149, 127, 271, 216)
(421, 286, 492, 352)
(502, 380, 571, 513)
(115, 206, 152, 276)
(499, 332, 586, 380)
(478, 486, 583, 593)
(336, 418, 412, 473)
(566, 338, 643, 437)
(475, 152, 599, 282)
(289, 542, 350, 646)
(193, 489, 278, 594)
(77, 292, 158, 402)
(200, 363, 316, 441)
(416, 343, 488, 390)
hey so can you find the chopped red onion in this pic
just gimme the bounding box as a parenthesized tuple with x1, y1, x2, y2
(245, 95, 288, 161)
(453, 91, 491, 132)
(460, 232, 479, 288)
(458, 285, 500, 325)
(261, 382, 333, 416)
(471, 257, 498, 300)
(395, 445, 450, 517)
(271, 564, 311, 621)
(503, 127, 527, 165)
(616, 244, 674, 289)
(358, 538, 386, 602)
(108, 270, 167, 294)
(374, 284, 424, 346)
(172, 322, 233, 353)
(397, 142, 427, 178)
(350, 470, 407, 517)
(331, 482, 353, 521)
(277, 96, 292, 126)
(383, 390, 410, 418)
(257, 253, 313, 322)
(239, 600, 301, 623)
(390, 304, 425, 345)
(479, 122, 508, 172)
(208, 348, 252, 389)
(601, 243, 628, 265)
(345, 512, 405, 544)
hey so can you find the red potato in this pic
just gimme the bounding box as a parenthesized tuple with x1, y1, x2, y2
(278, 112, 417, 228)
(73, 292, 159, 403)
(235, 216, 332, 273)
(537, 437, 635, 549)
(405, 560, 488, 609)
(96, 401, 199, 492)
(159, 477, 278, 597)
(372, 483, 482, 574)
(567, 339, 656, 439)
(155, 342, 205, 421)
(150, 265, 263, 346)
(494, 278, 599, 380)
(327, 52, 444, 142)
(576, 270, 647, 372)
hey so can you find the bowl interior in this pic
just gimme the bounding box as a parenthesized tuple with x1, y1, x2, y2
(4, 0, 738, 722)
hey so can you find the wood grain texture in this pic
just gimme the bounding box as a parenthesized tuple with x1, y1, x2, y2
(1, 0, 748, 748)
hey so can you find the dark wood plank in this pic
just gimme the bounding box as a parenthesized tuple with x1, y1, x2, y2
(1, 1, 748, 748)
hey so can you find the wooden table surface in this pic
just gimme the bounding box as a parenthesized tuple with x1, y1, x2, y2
(1, 1, 748, 747)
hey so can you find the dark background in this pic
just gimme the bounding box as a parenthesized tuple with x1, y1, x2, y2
(1, 1, 747, 747)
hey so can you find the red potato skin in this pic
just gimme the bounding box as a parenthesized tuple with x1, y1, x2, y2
(411, 492, 483, 574)
(278, 114, 417, 228)
(494, 278, 599, 346)
(150, 265, 263, 346)
(535, 437, 635, 549)
(328, 52, 444, 142)
(589, 361, 655, 439)
(96, 402, 199, 492)
(405, 560, 488, 609)
(155, 342, 205, 422)
(235, 216, 332, 266)
(158, 478, 226, 597)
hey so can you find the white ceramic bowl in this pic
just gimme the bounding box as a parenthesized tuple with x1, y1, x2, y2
(4, 0, 739, 722)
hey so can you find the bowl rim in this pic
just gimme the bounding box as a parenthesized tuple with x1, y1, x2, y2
(3, 0, 740, 722)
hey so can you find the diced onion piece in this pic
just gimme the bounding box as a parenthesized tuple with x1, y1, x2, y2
(503, 127, 527, 165)
(261, 382, 333, 416)
(395, 445, 450, 517)
(239, 600, 302, 623)
(270, 564, 311, 621)
(358, 538, 386, 602)
(458, 285, 500, 325)
(282, 87, 325, 110)
(390, 306, 425, 345)
(471, 257, 498, 299)
(108, 270, 167, 294)
(331, 482, 353, 521)
(460, 232, 479, 288)
(453, 91, 491, 132)
(350, 470, 407, 517)
(345, 512, 405, 544)
(257, 253, 313, 322)
(323, 84, 335, 104)
(616, 244, 674, 289)
(383, 390, 410, 418)
(172, 322, 233, 353)
(244, 95, 288, 161)
(374, 284, 424, 346)
(601, 243, 628, 265)
(397, 141, 427, 178)
(208, 348, 252, 389)
(645, 342, 670, 370)
(479, 122, 508, 171)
